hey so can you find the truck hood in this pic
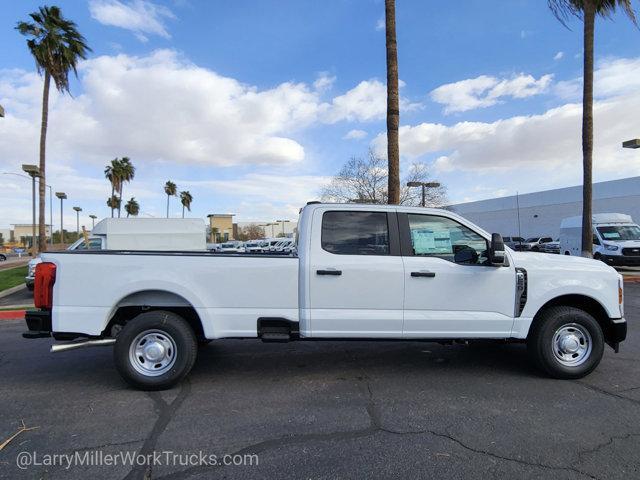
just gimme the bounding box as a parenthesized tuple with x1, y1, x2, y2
(510, 250, 618, 275)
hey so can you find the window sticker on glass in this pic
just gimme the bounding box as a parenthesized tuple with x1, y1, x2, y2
(411, 228, 436, 253)
(602, 232, 621, 239)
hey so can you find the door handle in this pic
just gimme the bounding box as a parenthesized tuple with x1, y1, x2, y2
(317, 269, 342, 276)
(411, 271, 436, 278)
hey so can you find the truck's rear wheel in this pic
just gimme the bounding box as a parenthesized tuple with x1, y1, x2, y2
(114, 310, 197, 390)
(527, 306, 604, 379)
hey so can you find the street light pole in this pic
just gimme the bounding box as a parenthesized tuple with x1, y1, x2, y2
(22, 164, 40, 254)
(73, 207, 82, 235)
(89, 215, 97, 229)
(276, 220, 290, 236)
(406, 181, 441, 207)
(56, 192, 67, 244)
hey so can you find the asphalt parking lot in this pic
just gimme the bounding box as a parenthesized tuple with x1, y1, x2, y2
(1, 286, 639, 479)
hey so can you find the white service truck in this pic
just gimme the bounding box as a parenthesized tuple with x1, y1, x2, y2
(24, 204, 626, 390)
(25, 218, 206, 289)
(560, 213, 640, 266)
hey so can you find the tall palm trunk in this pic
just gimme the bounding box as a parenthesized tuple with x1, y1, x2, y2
(166, 195, 170, 218)
(581, 1, 595, 258)
(182, 205, 185, 218)
(37, 71, 51, 252)
(110, 185, 115, 217)
(385, 0, 400, 205)
(118, 184, 123, 218)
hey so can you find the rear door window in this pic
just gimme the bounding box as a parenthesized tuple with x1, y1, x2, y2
(321, 211, 390, 255)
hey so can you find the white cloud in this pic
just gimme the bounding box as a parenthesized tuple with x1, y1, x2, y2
(313, 72, 336, 92)
(373, 57, 640, 184)
(554, 51, 564, 61)
(324, 79, 387, 123)
(375, 17, 385, 31)
(89, 0, 176, 41)
(430, 73, 553, 114)
(343, 129, 368, 140)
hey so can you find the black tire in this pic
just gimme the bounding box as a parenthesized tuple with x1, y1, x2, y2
(114, 310, 197, 390)
(0, 254, 6, 261)
(593, 253, 604, 262)
(527, 306, 604, 379)
(26, 284, 34, 291)
(532, 246, 539, 252)
(564, 251, 571, 255)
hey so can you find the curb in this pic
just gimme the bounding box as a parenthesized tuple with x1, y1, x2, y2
(0, 310, 25, 320)
(0, 284, 27, 299)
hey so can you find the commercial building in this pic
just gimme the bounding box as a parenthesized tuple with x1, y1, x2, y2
(450, 176, 640, 239)
(10, 224, 52, 246)
(237, 220, 297, 238)
(206, 214, 235, 242)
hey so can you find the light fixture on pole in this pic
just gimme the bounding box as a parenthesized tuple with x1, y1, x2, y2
(22, 164, 40, 253)
(56, 192, 67, 243)
(73, 207, 82, 235)
(406, 181, 441, 207)
(622, 139, 640, 149)
(89, 214, 97, 229)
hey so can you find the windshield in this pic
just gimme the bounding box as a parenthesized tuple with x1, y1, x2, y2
(525, 237, 539, 242)
(597, 225, 640, 241)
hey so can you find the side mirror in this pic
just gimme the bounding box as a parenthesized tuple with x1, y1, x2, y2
(489, 233, 506, 266)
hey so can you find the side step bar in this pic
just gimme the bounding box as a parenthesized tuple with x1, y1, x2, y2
(51, 338, 115, 353)
(257, 317, 299, 343)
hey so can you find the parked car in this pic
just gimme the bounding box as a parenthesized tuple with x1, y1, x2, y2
(273, 238, 295, 253)
(220, 241, 245, 253)
(503, 236, 525, 251)
(521, 237, 554, 252)
(206, 243, 222, 252)
(244, 241, 264, 253)
(560, 213, 640, 266)
(543, 239, 560, 254)
(24, 203, 626, 390)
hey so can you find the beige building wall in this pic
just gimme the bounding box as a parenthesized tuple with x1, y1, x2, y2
(207, 214, 235, 242)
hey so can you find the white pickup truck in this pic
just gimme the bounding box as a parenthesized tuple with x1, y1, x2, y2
(24, 203, 626, 390)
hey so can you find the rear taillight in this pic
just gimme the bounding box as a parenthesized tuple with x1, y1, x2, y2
(34, 262, 56, 309)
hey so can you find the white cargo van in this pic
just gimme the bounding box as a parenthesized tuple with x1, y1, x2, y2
(560, 213, 640, 266)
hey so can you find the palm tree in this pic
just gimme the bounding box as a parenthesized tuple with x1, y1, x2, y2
(124, 197, 140, 217)
(180, 191, 193, 218)
(116, 157, 135, 218)
(548, 0, 636, 257)
(17, 6, 91, 252)
(385, 0, 400, 205)
(164, 181, 177, 218)
(106, 195, 121, 213)
(104, 158, 122, 218)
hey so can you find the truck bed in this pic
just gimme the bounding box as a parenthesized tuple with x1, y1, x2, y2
(43, 250, 299, 338)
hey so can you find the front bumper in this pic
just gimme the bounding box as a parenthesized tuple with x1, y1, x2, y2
(601, 254, 640, 267)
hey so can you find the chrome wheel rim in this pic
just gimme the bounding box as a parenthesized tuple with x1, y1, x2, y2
(129, 329, 177, 376)
(552, 323, 592, 367)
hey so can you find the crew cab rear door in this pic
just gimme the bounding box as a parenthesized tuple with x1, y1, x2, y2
(307, 207, 404, 338)
(399, 212, 515, 338)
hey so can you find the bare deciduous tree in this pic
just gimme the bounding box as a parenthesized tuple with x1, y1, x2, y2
(236, 224, 265, 241)
(321, 149, 447, 207)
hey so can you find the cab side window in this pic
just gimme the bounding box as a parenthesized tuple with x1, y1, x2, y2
(322, 211, 389, 255)
(407, 214, 488, 265)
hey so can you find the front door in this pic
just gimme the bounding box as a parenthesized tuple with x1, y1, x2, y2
(307, 208, 404, 338)
(400, 213, 515, 338)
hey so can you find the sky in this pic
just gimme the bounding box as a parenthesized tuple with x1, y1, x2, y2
(1, 0, 639, 231)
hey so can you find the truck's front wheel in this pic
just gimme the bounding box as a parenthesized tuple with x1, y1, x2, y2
(114, 311, 197, 390)
(527, 306, 604, 379)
